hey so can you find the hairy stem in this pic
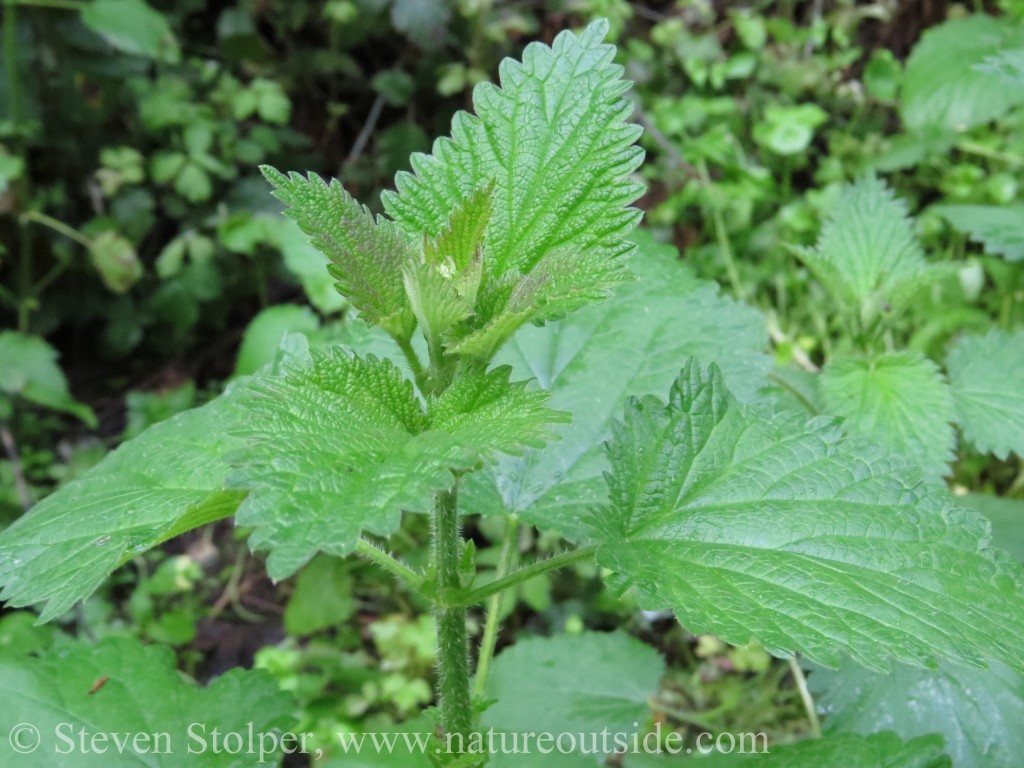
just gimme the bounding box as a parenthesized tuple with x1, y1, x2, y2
(433, 486, 473, 739)
(395, 335, 429, 393)
(456, 544, 598, 607)
(473, 515, 519, 699)
(355, 537, 422, 588)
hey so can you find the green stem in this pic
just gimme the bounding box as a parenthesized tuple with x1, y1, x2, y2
(21, 210, 93, 248)
(355, 537, 422, 588)
(788, 656, 821, 738)
(696, 160, 745, 300)
(472, 515, 519, 699)
(456, 544, 598, 607)
(433, 486, 473, 740)
(957, 140, 1023, 167)
(396, 335, 429, 393)
(18, 213, 91, 328)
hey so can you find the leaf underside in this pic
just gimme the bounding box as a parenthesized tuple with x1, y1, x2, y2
(589, 361, 1024, 674)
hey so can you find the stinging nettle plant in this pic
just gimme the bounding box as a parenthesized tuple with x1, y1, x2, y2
(1, 19, 1024, 765)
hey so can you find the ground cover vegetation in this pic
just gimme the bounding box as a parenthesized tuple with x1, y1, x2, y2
(1, 2, 1023, 766)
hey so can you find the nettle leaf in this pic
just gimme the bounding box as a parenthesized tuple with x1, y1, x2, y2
(383, 19, 644, 356)
(450, 243, 631, 359)
(482, 631, 663, 766)
(230, 349, 561, 579)
(261, 167, 417, 340)
(588, 361, 1024, 673)
(0, 635, 293, 768)
(902, 15, 1024, 131)
(812, 659, 1024, 768)
(947, 328, 1024, 460)
(422, 181, 492, 275)
(0, 387, 249, 621)
(428, 366, 569, 456)
(404, 184, 495, 342)
(933, 204, 1024, 262)
(624, 732, 949, 768)
(792, 176, 946, 327)
(819, 351, 955, 479)
(460, 233, 770, 539)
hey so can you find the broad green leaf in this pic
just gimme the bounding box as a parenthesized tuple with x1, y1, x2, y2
(812, 658, 1024, 768)
(960, 493, 1024, 563)
(0, 331, 96, 426)
(81, 0, 179, 62)
(382, 20, 644, 352)
(902, 15, 1024, 131)
(230, 349, 562, 579)
(429, 366, 569, 456)
(625, 732, 949, 768)
(384, 19, 643, 271)
(276, 218, 347, 313)
(0, 635, 293, 767)
(947, 328, 1024, 460)
(260, 168, 416, 340)
(284, 555, 355, 636)
(233, 304, 320, 378)
(978, 47, 1024, 87)
(459, 233, 770, 540)
(933, 204, 1024, 262)
(482, 631, 663, 765)
(588, 361, 1024, 673)
(89, 230, 143, 294)
(0, 386, 249, 621)
(753, 103, 828, 155)
(792, 176, 944, 327)
(819, 351, 955, 479)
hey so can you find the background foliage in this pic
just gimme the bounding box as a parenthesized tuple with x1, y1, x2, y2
(1, 1, 1023, 765)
